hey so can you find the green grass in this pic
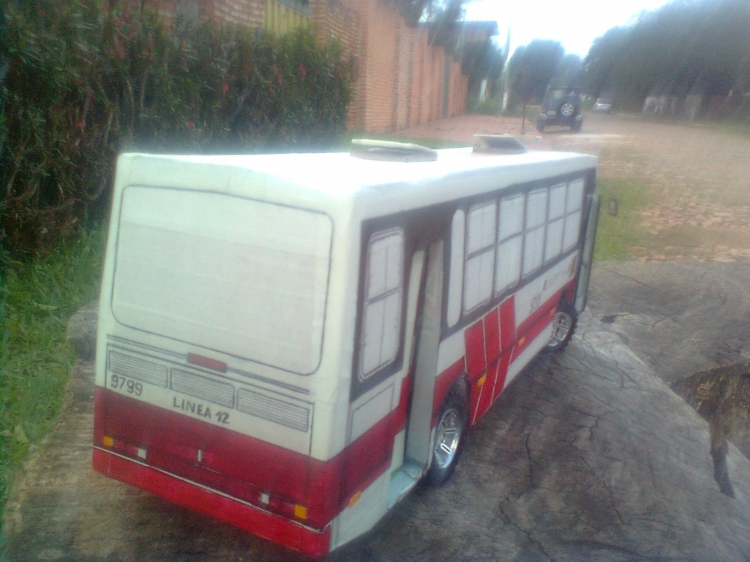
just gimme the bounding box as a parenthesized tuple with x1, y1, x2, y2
(0, 227, 105, 515)
(594, 178, 651, 261)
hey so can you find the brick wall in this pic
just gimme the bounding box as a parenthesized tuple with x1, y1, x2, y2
(310, 0, 361, 129)
(132, 0, 265, 27)
(209, 0, 265, 28)
(333, 0, 468, 132)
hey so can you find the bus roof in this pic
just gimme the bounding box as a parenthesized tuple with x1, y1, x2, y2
(119, 147, 597, 218)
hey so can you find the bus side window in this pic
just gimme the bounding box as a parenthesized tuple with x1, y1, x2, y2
(545, 183, 567, 263)
(463, 201, 497, 313)
(360, 229, 404, 380)
(496, 194, 524, 295)
(522, 188, 549, 277)
(563, 179, 585, 250)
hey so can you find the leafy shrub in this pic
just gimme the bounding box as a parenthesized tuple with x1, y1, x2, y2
(0, 1, 352, 258)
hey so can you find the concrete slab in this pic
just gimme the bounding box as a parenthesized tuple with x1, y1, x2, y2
(3, 262, 750, 561)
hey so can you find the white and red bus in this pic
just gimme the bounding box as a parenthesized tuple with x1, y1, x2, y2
(93, 138, 599, 557)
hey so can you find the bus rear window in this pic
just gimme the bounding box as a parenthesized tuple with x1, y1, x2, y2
(112, 186, 332, 375)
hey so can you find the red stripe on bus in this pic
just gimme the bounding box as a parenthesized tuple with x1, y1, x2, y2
(392, 376, 411, 434)
(470, 358, 498, 425)
(483, 307, 500, 364)
(514, 308, 558, 358)
(464, 320, 486, 381)
(491, 351, 512, 402)
(92, 448, 331, 558)
(499, 297, 516, 352)
(340, 413, 394, 500)
(562, 278, 577, 304)
(94, 388, 395, 532)
(515, 289, 563, 340)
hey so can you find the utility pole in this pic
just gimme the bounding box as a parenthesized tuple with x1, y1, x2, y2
(500, 24, 511, 113)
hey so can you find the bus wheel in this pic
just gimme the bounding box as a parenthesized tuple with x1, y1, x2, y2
(426, 388, 466, 486)
(546, 303, 577, 352)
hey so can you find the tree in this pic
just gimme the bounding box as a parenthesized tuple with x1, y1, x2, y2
(510, 39, 564, 105)
(582, 0, 750, 113)
(460, 38, 505, 103)
(582, 27, 628, 98)
(552, 54, 583, 88)
(396, 0, 464, 29)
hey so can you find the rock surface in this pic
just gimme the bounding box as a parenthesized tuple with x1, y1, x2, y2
(587, 262, 750, 384)
(65, 300, 98, 361)
(3, 263, 750, 561)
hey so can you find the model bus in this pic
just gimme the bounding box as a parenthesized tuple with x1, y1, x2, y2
(93, 137, 599, 557)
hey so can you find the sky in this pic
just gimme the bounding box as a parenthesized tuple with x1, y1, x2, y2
(465, 0, 674, 59)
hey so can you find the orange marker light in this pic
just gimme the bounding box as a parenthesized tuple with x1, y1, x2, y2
(348, 491, 362, 508)
(294, 505, 308, 520)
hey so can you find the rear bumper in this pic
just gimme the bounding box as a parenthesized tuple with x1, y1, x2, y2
(92, 448, 331, 558)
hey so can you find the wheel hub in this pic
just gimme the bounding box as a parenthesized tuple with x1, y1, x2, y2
(434, 408, 461, 469)
(549, 311, 572, 348)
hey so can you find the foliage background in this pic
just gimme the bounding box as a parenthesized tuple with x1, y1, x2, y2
(0, 0, 352, 261)
(582, 0, 750, 115)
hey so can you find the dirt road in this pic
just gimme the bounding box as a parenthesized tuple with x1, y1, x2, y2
(398, 112, 750, 262)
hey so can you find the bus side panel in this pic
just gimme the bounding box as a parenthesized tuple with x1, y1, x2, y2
(514, 289, 564, 356)
(467, 298, 517, 423)
(464, 321, 486, 382)
(451, 255, 579, 427)
(470, 358, 495, 424)
(431, 358, 465, 425)
(491, 352, 512, 402)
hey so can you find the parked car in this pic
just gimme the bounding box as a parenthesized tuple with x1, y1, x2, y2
(537, 86, 582, 132)
(593, 97, 613, 113)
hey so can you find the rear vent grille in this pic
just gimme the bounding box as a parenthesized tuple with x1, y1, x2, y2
(109, 351, 168, 387)
(171, 369, 235, 408)
(106, 345, 311, 435)
(237, 389, 310, 432)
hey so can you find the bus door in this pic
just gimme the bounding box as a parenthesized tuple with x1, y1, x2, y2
(387, 240, 444, 506)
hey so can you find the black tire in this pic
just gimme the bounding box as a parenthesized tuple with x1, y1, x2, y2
(426, 386, 467, 486)
(545, 302, 578, 352)
(536, 123, 545, 133)
(560, 102, 575, 117)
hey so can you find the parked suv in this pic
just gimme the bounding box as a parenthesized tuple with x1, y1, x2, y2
(537, 86, 582, 132)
